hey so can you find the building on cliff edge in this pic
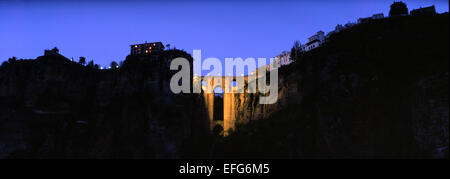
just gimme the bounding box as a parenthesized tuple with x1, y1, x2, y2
(410, 5, 436, 16)
(303, 30, 325, 52)
(130, 41, 165, 55)
(44, 47, 69, 60)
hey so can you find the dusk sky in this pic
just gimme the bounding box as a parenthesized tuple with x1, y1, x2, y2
(1, 0, 448, 69)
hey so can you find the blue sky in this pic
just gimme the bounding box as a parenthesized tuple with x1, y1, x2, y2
(0, 0, 448, 70)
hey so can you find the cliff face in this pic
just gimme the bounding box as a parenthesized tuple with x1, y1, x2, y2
(232, 73, 300, 126)
(0, 50, 209, 158)
(216, 13, 449, 158)
(0, 14, 448, 159)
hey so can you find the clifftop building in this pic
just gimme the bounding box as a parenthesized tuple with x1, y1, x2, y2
(130, 41, 164, 55)
(358, 13, 384, 24)
(304, 31, 325, 52)
(410, 5, 436, 16)
(261, 51, 292, 72)
(273, 51, 291, 68)
(307, 30, 325, 42)
(372, 13, 385, 19)
(44, 47, 69, 60)
(389, 1, 409, 17)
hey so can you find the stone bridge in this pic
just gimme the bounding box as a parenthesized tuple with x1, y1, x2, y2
(194, 75, 253, 136)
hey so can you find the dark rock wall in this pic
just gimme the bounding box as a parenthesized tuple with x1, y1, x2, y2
(0, 14, 448, 159)
(0, 50, 210, 158)
(219, 13, 448, 158)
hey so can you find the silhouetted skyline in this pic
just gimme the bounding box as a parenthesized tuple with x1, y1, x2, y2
(1, 0, 448, 69)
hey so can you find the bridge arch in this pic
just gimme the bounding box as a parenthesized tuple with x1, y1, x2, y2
(197, 76, 250, 136)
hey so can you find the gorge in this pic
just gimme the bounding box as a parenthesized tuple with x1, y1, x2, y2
(0, 13, 448, 158)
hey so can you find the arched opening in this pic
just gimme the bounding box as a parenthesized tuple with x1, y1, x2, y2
(214, 86, 223, 97)
(213, 86, 224, 122)
(232, 80, 237, 87)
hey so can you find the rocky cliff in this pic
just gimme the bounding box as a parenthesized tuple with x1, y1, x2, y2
(216, 13, 449, 158)
(0, 13, 448, 159)
(0, 50, 210, 158)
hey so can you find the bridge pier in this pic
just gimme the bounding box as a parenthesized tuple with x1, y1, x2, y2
(200, 76, 244, 136)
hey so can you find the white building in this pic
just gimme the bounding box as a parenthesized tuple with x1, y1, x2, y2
(279, 51, 292, 66)
(308, 30, 325, 42)
(262, 51, 292, 72)
(273, 56, 281, 68)
(271, 51, 291, 68)
(305, 40, 321, 51)
(262, 30, 327, 72)
(303, 31, 325, 52)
